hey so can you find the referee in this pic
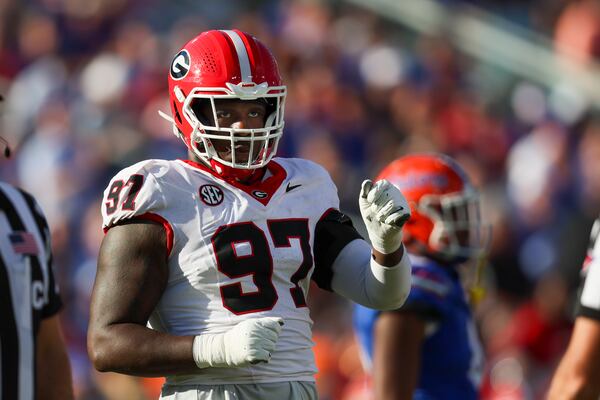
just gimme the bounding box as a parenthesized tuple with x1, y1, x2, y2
(548, 218, 600, 400)
(0, 103, 73, 398)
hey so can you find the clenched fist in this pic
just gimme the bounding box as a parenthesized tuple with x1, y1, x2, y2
(193, 317, 284, 368)
(359, 179, 411, 254)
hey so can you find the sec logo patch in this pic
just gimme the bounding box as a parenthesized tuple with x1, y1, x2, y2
(199, 184, 224, 206)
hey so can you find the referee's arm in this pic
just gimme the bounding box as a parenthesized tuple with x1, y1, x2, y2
(548, 219, 600, 400)
(36, 315, 73, 400)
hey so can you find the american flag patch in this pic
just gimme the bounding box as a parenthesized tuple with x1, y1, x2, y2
(9, 231, 38, 255)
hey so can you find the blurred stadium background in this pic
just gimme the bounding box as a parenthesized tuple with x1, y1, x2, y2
(2, 0, 600, 398)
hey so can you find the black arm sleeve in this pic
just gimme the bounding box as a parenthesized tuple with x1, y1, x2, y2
(578, 305, 600, 321)
(312, 209, 363, 291)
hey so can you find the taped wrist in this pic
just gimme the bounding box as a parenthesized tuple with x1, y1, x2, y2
(369, 230, 403, 254)
(192, 333, 226, 369)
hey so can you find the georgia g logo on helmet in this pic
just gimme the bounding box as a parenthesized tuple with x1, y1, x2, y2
(170, 50, 191, 80)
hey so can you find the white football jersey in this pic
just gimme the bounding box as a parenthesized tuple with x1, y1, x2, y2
(101, 157, 350, 385)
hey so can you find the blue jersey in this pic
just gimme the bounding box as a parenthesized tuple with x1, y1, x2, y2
(353, 255, 484, 400)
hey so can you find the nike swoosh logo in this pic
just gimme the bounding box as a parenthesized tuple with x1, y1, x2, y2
(286, 182, 302, 192)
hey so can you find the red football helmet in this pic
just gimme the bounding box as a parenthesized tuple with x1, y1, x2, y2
(161, 29, 286, 180)
(377, 153, 485, 262)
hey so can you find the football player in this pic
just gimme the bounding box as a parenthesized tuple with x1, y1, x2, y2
(87, 29, 412, 400)
(354, 153, 487, 400)
(548, 218, 600, 399)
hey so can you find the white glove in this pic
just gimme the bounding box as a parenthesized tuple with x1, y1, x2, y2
(192, 317, 284, 368)
(359, 179, 411, 254)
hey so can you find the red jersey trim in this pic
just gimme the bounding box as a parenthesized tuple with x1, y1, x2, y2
(583, 255, 593, 273)
(103, 213, 174, 258)
(180, 159, 287, 206)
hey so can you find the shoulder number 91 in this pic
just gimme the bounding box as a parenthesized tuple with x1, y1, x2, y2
(105, 174, 145, 214)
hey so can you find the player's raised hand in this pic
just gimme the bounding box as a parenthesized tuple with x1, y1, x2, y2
(359, 179, 411, 254)
(193, 317, 284, 368)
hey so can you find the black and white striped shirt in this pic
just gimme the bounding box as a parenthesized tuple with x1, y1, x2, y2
(580, 256, 600, 321)
(0, 182, 62, 400)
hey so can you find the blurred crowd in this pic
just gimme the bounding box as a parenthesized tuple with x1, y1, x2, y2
(2, 0, 600, 399)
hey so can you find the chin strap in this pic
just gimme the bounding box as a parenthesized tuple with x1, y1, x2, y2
(158, 110, 185, 141)
(468, 251, 487, 307)
(157, 109, 174, 123)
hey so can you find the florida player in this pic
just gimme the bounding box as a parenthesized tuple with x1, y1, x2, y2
(87, 30, 412, 399)
(354, 154, 487, 400)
